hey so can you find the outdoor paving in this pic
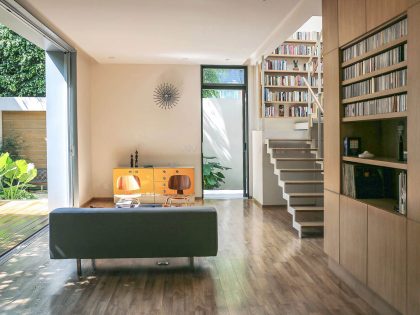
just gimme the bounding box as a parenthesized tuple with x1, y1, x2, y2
(0, 198, 48, 256)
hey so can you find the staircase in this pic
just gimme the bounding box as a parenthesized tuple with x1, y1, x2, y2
(266, 35, 324, 238)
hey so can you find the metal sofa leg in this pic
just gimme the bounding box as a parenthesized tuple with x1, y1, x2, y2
(92, 259, 96, 272)
(189, 257, 194, 269)
(76, 259, 82, 277)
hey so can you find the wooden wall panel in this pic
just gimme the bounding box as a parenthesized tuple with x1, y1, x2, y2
(366, 0, 408, 31)
(409, 0, 420, 7)
(338, 0, 366, 46)
(408, 2, 420, 223)
(339, 196, 367, 284)
(322, 0, 339, 54)
(323, 49, 341, 193)
(324, 189, 340, 261)
(2, 111, 47, 168)
(408, 219, 420, 315)
(367, 206, 407, 313)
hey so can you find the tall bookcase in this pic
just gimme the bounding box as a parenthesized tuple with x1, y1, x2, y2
(261, 32, 322, 119)
(340, 16, 408, 215)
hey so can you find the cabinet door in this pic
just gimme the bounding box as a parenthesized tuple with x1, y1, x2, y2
(324, 190, 340, 261)
(338, 0, 367, 46)
(367, 206, 407, 313)
(366, 0, 408, 31)
(323, 0, 339, 54)
(340, 196, 368, 284)
(408, 219, 420, 315)
(113, 168, 154, 195)
(323, 50, 341, 192)
(408, 3, 420, 222)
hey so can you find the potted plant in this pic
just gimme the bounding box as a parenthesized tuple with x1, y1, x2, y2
(203, 156, 231, 190)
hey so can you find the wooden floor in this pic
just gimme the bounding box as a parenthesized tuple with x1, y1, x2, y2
(0, 199, 377, 315)
(0, 199, 48, 256)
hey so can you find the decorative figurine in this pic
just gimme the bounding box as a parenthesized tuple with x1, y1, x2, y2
(130, 154, 134, 168)
(135, 150, 139, 167)
(293, 59, 299, 71)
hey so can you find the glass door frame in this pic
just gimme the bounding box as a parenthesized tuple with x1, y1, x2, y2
(200, 65, 249, 198)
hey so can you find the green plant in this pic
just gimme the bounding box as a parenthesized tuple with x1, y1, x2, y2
(203, 156, 231, 190)
(0, 134, 24, 160)
(0, 23, 46, 97)
(0, 152, 37, 199)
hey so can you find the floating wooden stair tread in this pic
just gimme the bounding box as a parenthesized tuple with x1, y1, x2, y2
(268, 139, 311, 141)
(276, 158, 323, 161)
(284, 180, 324, 184)
(272, 147, 318, 151)
(297, 221, 324, 227)
(293, 206, 324, 211)
(288, 192, 324, 197)
(280, 169, 323, 172)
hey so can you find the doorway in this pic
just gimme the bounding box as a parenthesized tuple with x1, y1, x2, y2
(201, 66, 248, 199)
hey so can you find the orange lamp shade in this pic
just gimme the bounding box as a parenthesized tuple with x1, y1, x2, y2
(116, 175, 141, 194)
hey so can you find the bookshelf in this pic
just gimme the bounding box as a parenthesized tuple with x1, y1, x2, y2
(261, 31, 322, 119)
(340, 16, 408, 216)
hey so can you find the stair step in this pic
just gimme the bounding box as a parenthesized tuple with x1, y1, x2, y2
(268, 139, 311, 141)
(272, 147, 318, 151)
(276, 158, 323, 161)
(293, 206, 324, 212)
(297, 221, 324, 227)
(288, 192, 324, 198)
(284, 180, 324, 184)
(281, 169, 324, 172)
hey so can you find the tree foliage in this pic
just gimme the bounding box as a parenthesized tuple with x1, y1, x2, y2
(0, 24, 46, 97)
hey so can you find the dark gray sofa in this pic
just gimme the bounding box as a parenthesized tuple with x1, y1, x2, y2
(49, 206, 218, 276)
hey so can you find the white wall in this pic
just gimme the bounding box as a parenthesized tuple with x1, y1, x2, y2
(90, 64, 202, 198)
(203, 97, 243, 190)
(76, 51, 94, 205)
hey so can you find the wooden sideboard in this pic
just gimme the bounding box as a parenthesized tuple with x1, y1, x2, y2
(113, 167, 195, 204)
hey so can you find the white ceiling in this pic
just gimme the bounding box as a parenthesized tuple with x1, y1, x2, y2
(14, 0, 315, 64)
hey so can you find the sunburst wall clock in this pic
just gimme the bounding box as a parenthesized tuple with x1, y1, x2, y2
(153, 83, 180, 110)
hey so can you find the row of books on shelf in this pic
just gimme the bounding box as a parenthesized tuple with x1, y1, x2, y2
(264, 59, 307, 71)
(343, 44, 407, 80)
(264, 104, 308, 118)
(344, 94, 407, 117)
(342, 163, 407, 215)
(342, 18, 407, 62)
(342, 69, 407, 99)
(264, 75, 320, 87)
(289, 31, 321, 41)
(273, 44, 318, 56)
(264, 89, 308, 102)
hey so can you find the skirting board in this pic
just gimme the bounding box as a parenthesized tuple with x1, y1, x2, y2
(328, 258, 401, 315)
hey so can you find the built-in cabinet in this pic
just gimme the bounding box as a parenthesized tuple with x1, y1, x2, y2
(366, 0, 408, 31)
(407, 219, 420, 315)
(367, 206, 407, 314)
(323, 0, 420, 313)
(323, 49, 340, 192)
(340, 196, 367, 284)
(324, 189, 340, 262)
(338, 0, 366, 46)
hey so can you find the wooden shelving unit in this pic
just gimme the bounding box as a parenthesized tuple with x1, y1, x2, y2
(342, 156, 407, 170)
(342, 111, 407, 122)
(261, 33, 322, 119)
(340, 17, 408, 216)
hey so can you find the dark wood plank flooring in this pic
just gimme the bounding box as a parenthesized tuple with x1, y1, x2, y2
(0, 199, 377, 314)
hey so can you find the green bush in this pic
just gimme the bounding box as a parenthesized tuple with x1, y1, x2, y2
(0, 152, 37, 199)
(203, 156, 231, 190)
